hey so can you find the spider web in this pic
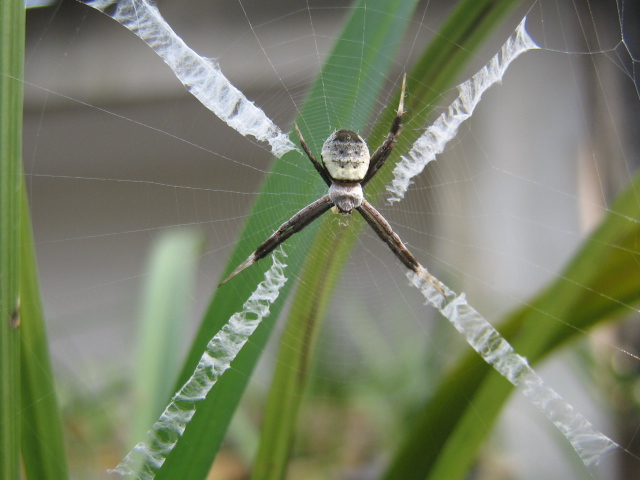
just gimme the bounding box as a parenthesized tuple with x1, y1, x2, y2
(21, 0, 640, 479)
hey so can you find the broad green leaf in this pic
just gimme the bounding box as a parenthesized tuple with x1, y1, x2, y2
(251, 1, 423, 478)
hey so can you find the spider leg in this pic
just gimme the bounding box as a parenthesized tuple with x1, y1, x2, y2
(220, 194, 334, 285)
(361, 74, 406, 186)
(294, 123, 332, 187)
(356, 199, 445, 295)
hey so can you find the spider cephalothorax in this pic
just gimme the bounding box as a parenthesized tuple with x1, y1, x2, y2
(221, 75, 444, 295)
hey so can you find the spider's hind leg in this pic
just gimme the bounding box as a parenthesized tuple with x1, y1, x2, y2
(356, 199, 445, 296)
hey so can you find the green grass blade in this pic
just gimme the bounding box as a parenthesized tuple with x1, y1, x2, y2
(19, 181, 69, 480)
(250, 2, 422, 477)
(1, 0, 25, 478)
(3, 5, 68, 478)
(382, 170, 640, 480)
(130, 229, 204, 444)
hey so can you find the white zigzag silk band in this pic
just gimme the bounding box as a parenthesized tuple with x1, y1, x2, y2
(386, 17, 539, 203)
(409, 267, 620, 470)
(110, 249, 288, 479)
(86, 0, 297, 158)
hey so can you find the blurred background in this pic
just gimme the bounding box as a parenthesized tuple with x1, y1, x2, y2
(22, 0, 640, 478)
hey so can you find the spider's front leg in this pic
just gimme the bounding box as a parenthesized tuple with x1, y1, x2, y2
(361, 74, 407, 186)
(294, 123, 332, 187)
(220, 195, 334, 285)
(356, 199, 445, 296)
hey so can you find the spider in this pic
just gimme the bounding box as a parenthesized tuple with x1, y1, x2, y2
(220, 75, 444, 295)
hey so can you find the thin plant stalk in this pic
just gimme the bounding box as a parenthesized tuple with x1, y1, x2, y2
(0, 0, 26, 477)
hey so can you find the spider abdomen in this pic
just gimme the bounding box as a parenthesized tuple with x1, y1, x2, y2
(329, 183, 363, 214)
(321, 129, 370, 182)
